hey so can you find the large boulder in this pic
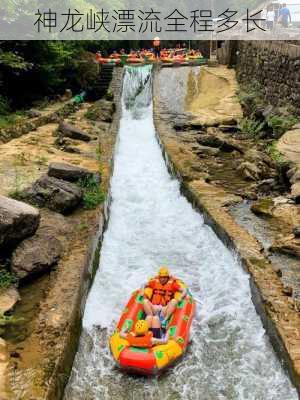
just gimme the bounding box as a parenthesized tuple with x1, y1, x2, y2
(237, 161, 260, 181)
(20, 175, 83, 214)
(238, 149, 276, 182)
(26, 109, 42, 118)
(270, 235, 300, 258)
(197, 134, 243, 153)
(48, 162, 94, 182)
(195, 144, 220, 156)
(291, 182, 300, 204)
(290, 171, 300, 185)
(293, 226, 300, 238)
(251, 198, 274, 217)
(85, 99, 115, 122)
(11, 233, 63, 281)
(0, 196, 40, 249)
(57, 121, 91, 142)
(0, 287, 20, 313)
(244, 149, 274, 168)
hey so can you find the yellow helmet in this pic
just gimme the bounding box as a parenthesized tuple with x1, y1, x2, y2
(158, 266, 170, 277)
(134, 320, 149, 336)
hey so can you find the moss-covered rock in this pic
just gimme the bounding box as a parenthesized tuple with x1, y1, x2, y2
(251, 198, 274, 217)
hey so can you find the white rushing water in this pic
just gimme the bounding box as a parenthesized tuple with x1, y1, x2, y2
(64, 65, 298, 400)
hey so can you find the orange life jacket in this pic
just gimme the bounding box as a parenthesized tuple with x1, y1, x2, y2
(150, 277, 177, 306)
(126, 331, 153, 348)
(153, 39, 160, 47)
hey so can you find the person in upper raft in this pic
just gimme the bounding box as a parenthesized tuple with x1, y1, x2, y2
(142, 267, 187, 328)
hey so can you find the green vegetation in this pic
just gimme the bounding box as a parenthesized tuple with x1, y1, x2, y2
(0, 269, 18, 290)
(266, 141, 287, 166)
(266, 115, 299, 138)
(0, 40, 147, 118)
(0, 110, 26, 129)
(105, 89, 114, 101)
(84, 108, 98, 121)
(238, 118, 265, 138)
(238, 80, 300, 139)
(78, 176, 105, 209)
(35, 155, 49, 166)
(8, 169, 26, 200)
(0, 312, 25, 336)
(96, 145, 102, 161)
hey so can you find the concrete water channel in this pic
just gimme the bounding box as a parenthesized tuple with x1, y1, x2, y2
(64, 65, 298, 400)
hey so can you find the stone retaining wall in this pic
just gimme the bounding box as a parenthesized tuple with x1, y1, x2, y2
(218, 41, 300, 108)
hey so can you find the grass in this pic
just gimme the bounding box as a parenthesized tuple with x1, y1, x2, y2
(0, 269, 18, 291)
(8, 169, 26, 200)
(105, 89, 114, 101)
(35, 155, 49, 166)
(96, 145, 102, 161)
(77, 222, 89, 231)
(78, 175, 105, 209)
(266, 141, 287, 166)
(84, 106, 98, 121)
(0, 111, 26, 129)
(238, 117, 265, 138)
(266, 115, 299, 138)
(238, 79, 300, 139)
(12, 152, 28, 167)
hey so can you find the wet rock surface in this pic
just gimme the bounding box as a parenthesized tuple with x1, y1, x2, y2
(11, 232, 63, 281)
(0, 196, 40, 249)
(20, 175, 83, 214)
(270, 235, 300, 259)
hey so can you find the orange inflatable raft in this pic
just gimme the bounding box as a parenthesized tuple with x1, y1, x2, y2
(109, 280, 196, 375)
(126, 57, 144, 64)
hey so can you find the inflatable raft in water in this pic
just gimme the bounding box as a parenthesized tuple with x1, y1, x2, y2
(109, 281, 196, 375)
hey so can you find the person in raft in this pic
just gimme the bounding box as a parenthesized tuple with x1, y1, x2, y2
(153, 36, 161, 59)
(120, 320, 169, 348)
(142, 267, 187, 329)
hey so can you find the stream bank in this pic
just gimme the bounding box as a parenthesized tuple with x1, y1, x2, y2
(153, 65, 300, 393)
(0, 69, 123, 399)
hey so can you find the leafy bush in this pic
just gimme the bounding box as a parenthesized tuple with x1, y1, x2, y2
(266, 142, 287, 166)
(105, 89, 114, 101)
(266, 115, 299, 138)
(0, 95, 10, 115)
(238, 117, 265, 137)
(78, 176, 105, 209)
(0, 270, 18, 290)
(238, 80, 264, 115)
